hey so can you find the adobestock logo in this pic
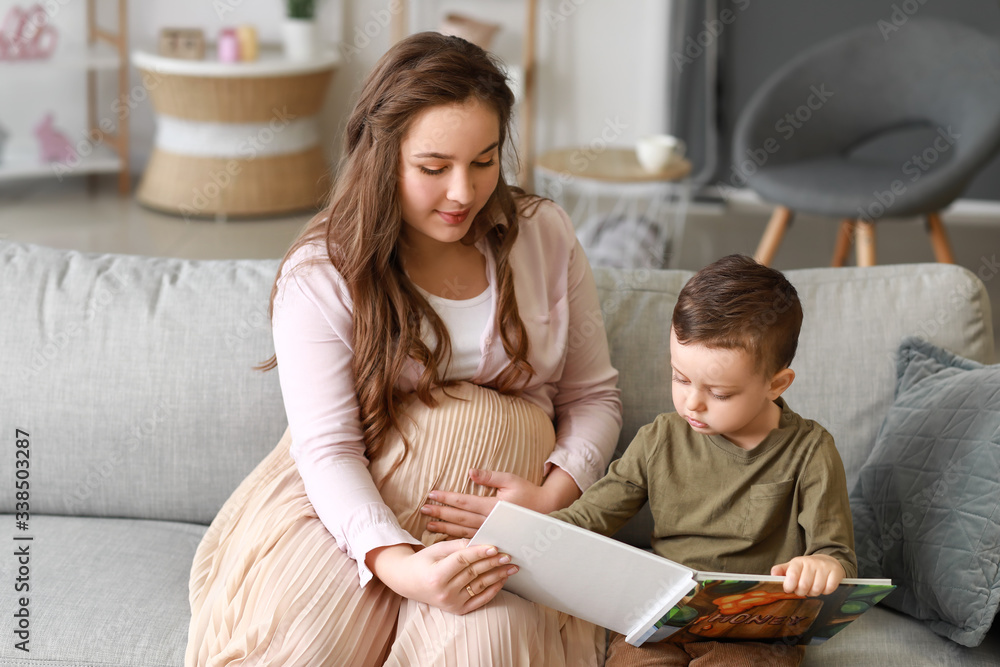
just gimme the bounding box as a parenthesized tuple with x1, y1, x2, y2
(856, 125, 959, 223)
(672, 0, 751, 72)
(543, 0, 587, 31)
(773, 85, 835, 140)
(538, 115, 629, 201)
(567, 117, 629, 172)
(877, 0, 932, 41)
(912, 253, 1000, 342)
(339, 0, 404, 63)
(717, 83, 835, 200)
(179, 106, 299, 221)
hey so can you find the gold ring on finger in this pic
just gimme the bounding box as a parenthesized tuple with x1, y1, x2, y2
(466, 584, 475, 598)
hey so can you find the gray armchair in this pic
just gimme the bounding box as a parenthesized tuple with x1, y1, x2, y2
(733, 18, 1000, 266)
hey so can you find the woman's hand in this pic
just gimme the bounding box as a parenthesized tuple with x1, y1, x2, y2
(422, 467, 582, 539)
(365, 540, 518, 614)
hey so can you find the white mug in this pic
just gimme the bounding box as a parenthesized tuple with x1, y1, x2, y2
(635, 134, 685, 172)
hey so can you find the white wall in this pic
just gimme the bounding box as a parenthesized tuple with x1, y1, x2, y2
(0, 0, 670, 183)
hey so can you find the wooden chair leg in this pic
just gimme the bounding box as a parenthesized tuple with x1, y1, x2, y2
(755, 206, 793, 267)
(855, 221, 876, 267)
(927, 212, 955, 263)
(831, 219, 856, 267)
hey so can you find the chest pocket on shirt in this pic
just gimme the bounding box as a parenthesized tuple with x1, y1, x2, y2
(740, 479, 795, 540)
(523, 295, 569, 381)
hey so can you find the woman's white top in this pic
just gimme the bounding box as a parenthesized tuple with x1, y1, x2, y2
(416, 285, 493, 381)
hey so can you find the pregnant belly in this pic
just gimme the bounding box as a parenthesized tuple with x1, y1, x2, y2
(369, 382, 555, 546)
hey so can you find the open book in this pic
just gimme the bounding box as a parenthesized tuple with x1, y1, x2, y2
(469, 502, 895, 647)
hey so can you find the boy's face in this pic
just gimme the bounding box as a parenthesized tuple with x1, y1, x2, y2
(669, 328, 790, 450)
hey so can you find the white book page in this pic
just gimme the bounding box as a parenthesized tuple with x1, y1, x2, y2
(469, 502, 696, 637)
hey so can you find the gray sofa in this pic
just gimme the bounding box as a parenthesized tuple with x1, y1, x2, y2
(1, 240, 998, 666)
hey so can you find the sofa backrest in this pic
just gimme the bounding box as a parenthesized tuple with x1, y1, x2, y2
(0, 242, 287, 524)
(1, 242, 994, 528)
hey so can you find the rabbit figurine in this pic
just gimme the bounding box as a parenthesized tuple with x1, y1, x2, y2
(34, 113, 76, 163)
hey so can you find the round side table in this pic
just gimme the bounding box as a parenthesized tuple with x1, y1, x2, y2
(535, 147, 692, 268)
(133, 46, 339, 219)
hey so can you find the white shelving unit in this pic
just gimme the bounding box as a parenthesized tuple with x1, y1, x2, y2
(0, 0, 130, 193)
(0, 144, 122, 179)
(2, 41, 121, 72)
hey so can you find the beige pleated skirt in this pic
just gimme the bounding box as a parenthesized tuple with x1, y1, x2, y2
(185, 382, 604, 666)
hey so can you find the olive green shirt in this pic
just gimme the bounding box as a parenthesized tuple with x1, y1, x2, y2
(550, 398, 858, 577)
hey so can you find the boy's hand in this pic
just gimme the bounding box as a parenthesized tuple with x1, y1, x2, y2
(770, 554, 845, 596)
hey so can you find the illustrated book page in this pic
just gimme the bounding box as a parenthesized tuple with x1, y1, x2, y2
(637, 575, 895, 645)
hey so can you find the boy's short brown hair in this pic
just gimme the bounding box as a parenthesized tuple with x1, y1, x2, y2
(672, 254, 802, 375)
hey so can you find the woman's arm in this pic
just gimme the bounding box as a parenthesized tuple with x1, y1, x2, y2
(274, 249, 518, 605)
(272, 247, 422, 586)
(544, 202, 623, 492)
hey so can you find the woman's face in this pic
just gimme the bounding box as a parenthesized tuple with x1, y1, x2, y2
(398, 98, 501, 252)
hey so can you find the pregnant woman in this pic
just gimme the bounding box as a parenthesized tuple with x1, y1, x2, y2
(185, 31, 622, 666)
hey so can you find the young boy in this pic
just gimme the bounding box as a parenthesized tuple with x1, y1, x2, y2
(550, 254, 857, 667)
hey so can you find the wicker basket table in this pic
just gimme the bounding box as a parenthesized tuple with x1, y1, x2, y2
(133, 46, 338, 219)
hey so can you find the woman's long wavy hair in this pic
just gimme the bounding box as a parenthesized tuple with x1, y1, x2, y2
(259, 32, 536, 460)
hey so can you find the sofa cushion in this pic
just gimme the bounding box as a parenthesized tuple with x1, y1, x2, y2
(850, 337, 1000, 647)
(0, 514, 201, 666)
(801, 606, 1000, 666)
(773, 264, 994, 490)
(0, 242, 288, 524)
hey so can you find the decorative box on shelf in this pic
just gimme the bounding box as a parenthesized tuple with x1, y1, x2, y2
(158, 28, 205, 60)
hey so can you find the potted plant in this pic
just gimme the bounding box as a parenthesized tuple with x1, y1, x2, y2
(283, 0, 318, 60)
